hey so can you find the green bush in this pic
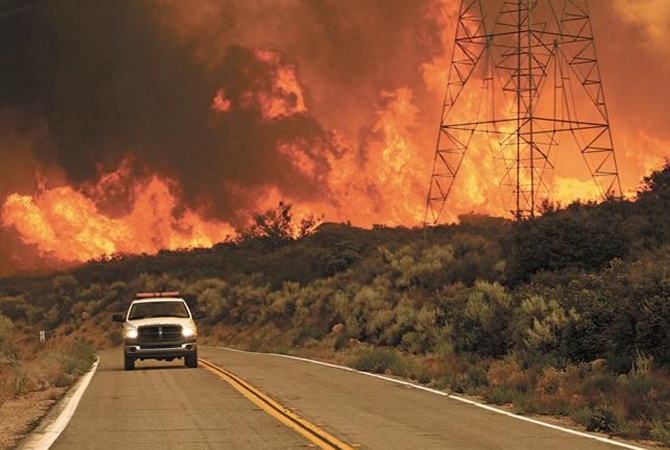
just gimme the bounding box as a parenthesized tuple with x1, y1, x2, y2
(570, 407, 594, 428)
(651, 421, 670, 446)
(292, 326, 327, 346)
(350, 347, 409, 376)
(486, 385, 521, 405)
(580, 374, 616, 396)
(587, 406, 621, 432)
(0, 314, 13, 355)
(62, 340, 96, 376)
(333, 332, 349, 351)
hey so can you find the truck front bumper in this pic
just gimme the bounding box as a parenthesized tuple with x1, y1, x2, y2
(124, 342, 197, 360)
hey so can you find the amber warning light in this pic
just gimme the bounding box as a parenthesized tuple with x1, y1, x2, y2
(135, 291, 181, 299)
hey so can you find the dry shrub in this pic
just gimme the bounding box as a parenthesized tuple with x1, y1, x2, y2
(529, 367, 576, 415)
(616, 371, 670, 421)
(535, 366, 564, 395)
(418, 356, 450, 382)
(0, 328, 95, 408)
(65, 320, 110, 350)
(0, 366, 25, 404)
(487, 357, 534, 392)
(427, 350, 467, 391)
(0, 369, 10, 403)
(23, 356, 60, 390)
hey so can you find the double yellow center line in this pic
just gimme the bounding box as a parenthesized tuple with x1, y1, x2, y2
(200, 358, 357, 450)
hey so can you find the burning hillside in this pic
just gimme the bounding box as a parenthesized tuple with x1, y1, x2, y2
(0, 0, 668, 275)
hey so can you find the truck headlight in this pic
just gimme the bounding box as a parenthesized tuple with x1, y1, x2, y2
(125, 328, 138, 339)
(182, 326, 196, 338)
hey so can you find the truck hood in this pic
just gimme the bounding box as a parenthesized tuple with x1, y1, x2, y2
(126, 317, 196, 328)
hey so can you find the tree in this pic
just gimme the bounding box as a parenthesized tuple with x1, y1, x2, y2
(240, 202, 321, 249)
(637, 161, 670, 204)
(635, 162, 670, 248)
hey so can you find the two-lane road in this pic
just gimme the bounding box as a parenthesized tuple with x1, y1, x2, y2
(44, 349, 306, 449)
(38, 347, 650, 449)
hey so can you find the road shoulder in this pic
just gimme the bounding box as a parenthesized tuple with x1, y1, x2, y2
(11, 358, 99, 450)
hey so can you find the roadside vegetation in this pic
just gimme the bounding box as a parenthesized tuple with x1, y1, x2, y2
(5, 165, 670, 444)
(0, 315, 96, 406)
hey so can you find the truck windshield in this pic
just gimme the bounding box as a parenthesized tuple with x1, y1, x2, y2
(128, 301, 189, 320)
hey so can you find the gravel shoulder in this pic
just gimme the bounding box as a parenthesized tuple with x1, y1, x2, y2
(0, 387, 65, 450)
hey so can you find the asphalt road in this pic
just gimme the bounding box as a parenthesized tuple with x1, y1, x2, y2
(44, 347, 651, 450)
(47, 349, 307, 449)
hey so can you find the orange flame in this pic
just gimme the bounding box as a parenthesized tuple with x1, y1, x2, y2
(249, 87, 431, 227)
(1, 165, 234, 263)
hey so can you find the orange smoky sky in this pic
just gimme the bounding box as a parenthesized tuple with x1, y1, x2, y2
(0, 0, 667, 276)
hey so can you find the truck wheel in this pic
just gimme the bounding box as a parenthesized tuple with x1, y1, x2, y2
(124, 354, 135, 371)
(185, 350, 198, 368)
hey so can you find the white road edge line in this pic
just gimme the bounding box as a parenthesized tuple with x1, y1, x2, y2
(211, 347, 651, 450)
(18, 357, 100, 450)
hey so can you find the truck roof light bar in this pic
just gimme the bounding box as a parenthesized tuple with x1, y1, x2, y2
(135, 291, 181, 298)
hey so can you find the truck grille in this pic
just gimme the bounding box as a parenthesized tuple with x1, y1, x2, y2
(138, 324, 182, 342)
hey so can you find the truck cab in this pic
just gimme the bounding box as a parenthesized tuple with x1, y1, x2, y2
(113, 292, 205, 371)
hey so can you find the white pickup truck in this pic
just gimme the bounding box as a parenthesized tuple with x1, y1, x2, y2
(113, 292, 205, 370)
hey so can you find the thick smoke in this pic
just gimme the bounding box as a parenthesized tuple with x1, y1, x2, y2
(0, 0, 437, 212)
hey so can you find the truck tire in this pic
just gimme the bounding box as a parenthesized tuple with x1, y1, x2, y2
(124, 354, 135, 371)
(185, 350, 198, 368)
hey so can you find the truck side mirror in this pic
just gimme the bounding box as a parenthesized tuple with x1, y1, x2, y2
(193, 311, 206, 319)
(112, 314, 125, 322)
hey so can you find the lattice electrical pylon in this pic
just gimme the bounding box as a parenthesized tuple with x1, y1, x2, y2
(423, 0, 622, 224)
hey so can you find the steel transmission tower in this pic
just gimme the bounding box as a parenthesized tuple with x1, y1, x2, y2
(424, 0, 622, 224)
